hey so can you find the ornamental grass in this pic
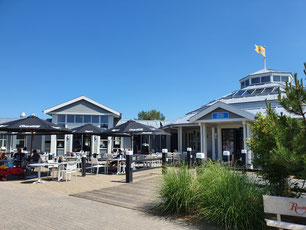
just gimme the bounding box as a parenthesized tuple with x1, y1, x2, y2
(158, 161, 267, 230)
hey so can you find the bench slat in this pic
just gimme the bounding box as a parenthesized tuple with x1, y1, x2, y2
(266, 219, 306, 230)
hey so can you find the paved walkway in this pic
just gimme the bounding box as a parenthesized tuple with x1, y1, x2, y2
(0, 182, 196, 230)
(72, 174, 161, 211)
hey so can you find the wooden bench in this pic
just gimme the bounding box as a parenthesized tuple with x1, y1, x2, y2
(263, 195, 306, 230)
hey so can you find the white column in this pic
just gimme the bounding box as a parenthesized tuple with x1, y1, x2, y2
(107, 116, 114, 153)
(246, 124, 252, 168)
(50, 135, 57, 155)
(203, 124, 207, 159)
(212, 127, 216, 161)
(242, 121, 247, 151)
(200, 124, 203, 153)
(91, 135, 95, 154)
(217, 127, 222, 160)
(96, 136, 100, 155)
(178, 126, 183, 153)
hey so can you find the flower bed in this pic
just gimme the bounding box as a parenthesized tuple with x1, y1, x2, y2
(0, 167, 24, 181)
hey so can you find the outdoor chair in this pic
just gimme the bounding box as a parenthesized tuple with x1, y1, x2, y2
(47, 160, 58, 179)
(91, 158, 108, 175)
(61, 161, 78, 182)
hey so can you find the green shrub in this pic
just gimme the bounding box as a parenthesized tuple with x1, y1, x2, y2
(196, 162, 266, 230)
(159, 166, 197, 215)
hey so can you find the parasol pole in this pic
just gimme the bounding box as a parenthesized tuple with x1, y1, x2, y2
(30, 131, 34, 157)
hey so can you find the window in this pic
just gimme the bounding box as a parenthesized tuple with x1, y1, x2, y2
(243, 89, 255, 96)
(0, 134, 7, 148)
(241, 81, 245, 88)
(251, 77, 260, 84)
(252, 88, 264, 95)
(75, 115, 83, 123)
(84, 115, 91, 123)
(58, 115, 65, 123)
(92, 115, 99, 123)
(234, 90, 245, 97)
(67, 115, 75, 123)
(281, 76, 289, 82)
(100, 116, 109, 129)
(113, 137, 121, 148)
(262, 87, 274, 94)
(245, 80, 250, 86)
(261, 76, 270, 83)
(16, 135, 25, 148)
(273, 75, 280, 82)
(100, 139, 108, 154)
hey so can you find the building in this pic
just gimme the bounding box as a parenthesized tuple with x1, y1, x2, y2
(163, 68, 294, 168)
(42, 96, 121, 155)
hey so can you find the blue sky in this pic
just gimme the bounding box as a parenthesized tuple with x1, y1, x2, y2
(0, 0, 305, 121)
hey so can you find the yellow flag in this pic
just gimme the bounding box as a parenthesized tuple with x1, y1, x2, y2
(255, 45, 265, 57)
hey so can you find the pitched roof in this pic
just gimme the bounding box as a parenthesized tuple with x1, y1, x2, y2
(43, 96, 121, 117)
(189, 101, 256, 122)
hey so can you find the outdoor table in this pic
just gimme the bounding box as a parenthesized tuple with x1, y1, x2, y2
(28, 162, 68, 183)
(28, 162, 57, 183)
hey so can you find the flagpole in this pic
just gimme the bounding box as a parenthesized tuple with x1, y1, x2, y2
(264, 46, 266, 69)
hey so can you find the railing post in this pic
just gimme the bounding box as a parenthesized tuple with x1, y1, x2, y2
(196, 153, 205, 166)
(162, 149, 168, 174)
(126, 151, 133, 183)
(187, 147, 192, 167)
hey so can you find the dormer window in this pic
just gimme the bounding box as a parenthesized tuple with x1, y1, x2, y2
(251, 77, 260, 84)
(281, 76, 288, 82)
(261, 76, 270, 83)
(273, 75, 281, 82)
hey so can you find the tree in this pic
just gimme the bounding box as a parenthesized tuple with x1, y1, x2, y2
(278, 63, 306, 123)
(249, 64, 306, 196)
(137, 110, 165, 120)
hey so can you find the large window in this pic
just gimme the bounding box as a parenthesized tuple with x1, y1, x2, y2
(92, 115, 99, 124)
(241, 81, 245, 88)
(251, 77, 260, 84)
(58, 115, 65, 123)
(245, 80, 250, 86)
(76, 115, 83, 123)
(67, 115, 75, 123)
(84, 115, 91, 123)
(100, 116, 108, 129)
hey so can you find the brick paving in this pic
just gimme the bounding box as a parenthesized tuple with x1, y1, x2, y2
(0, 182, 196, 230)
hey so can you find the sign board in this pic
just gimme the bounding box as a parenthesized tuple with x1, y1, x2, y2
(212, 112, 229, 119)
(263, 195, 306, 217)
(223, 151, 230, 156)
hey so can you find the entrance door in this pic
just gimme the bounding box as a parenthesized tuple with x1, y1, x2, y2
(222, 128, 243, 162)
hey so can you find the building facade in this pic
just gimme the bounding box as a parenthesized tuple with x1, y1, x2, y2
(164, 68, 294, 168)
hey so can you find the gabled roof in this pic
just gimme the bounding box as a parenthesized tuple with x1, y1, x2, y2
(189, 101, 256, 123)
(43, 96, 121, 117)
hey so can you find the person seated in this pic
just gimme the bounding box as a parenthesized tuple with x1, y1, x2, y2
(0, 150, 8, 166)
(14, 148, 25, 167)
(29, 150, 40, 163)
(109, 149, 124, 172)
